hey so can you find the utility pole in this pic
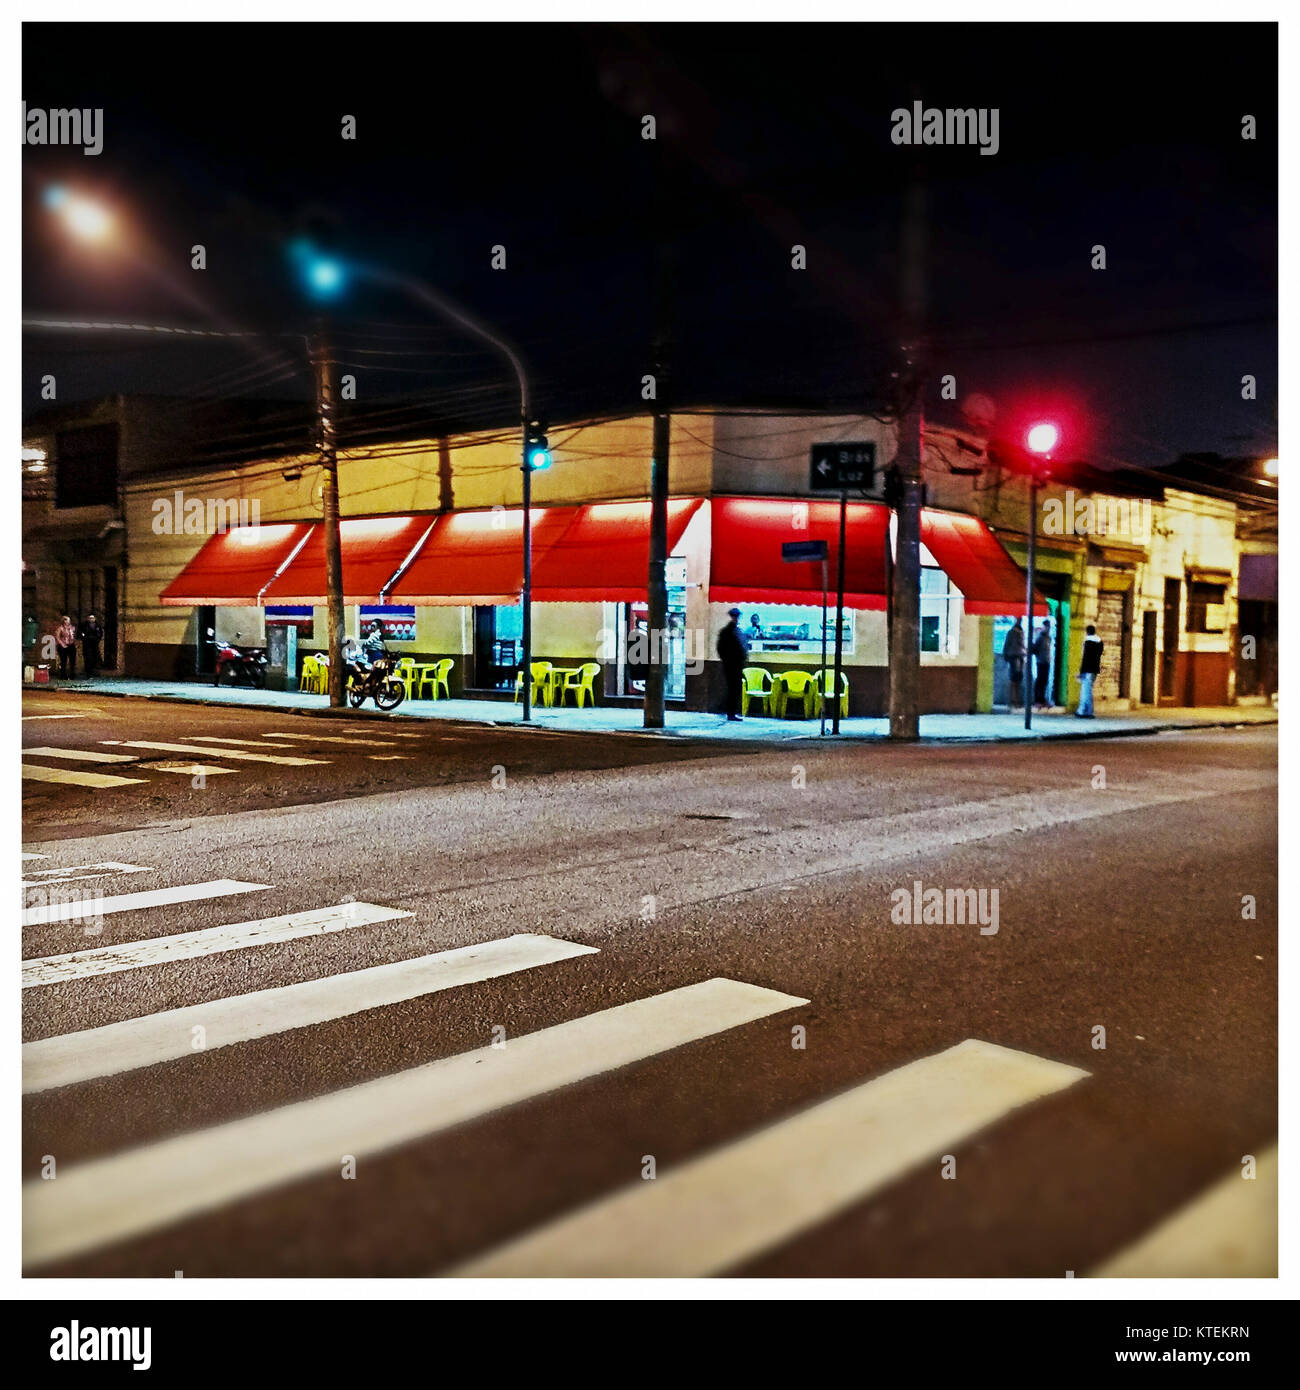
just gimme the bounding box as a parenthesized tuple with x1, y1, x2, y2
(520, 406, 533, 722)
(310, 323, 346, 709)
(888, 177, 927, 740)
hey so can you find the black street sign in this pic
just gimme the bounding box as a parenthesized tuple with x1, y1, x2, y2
(810, 441, 876, 491)
(781, 539, 829, 562)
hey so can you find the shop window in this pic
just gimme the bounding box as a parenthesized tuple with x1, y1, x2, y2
(920, 567, 962, 655)
(744, 604, 853, 657)
(1185, 581, 1227, 634)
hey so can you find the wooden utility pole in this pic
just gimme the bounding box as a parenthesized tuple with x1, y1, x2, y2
(310, 323, 346, 708)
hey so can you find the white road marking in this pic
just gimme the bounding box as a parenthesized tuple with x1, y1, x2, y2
(149, 762, 238, 776)
(22, 853, 48, 861)
(1089, 1144, 1277, 1278)
(23, 862, 153, 887)
(450, 1038, 1090, 1277)
(23, 746, 138, 763)
(21, 713, 101, 721)
(22, 878, 270, 928)
(104, 740, 327, 767)
(185, 735, 298, 748)
(22, 764, 148, 790)
(262, 730, 398, 746)
(368, 754, 411, 761)
(22, 901, 409, 988)
(22, 977, 806, 1267)
(24, 933, 598, 1093)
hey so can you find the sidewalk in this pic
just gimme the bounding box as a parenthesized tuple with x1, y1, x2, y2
(22, 675, 1279, 744)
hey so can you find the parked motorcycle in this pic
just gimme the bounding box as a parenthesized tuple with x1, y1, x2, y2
(345, 651, 406, 711)
(208, 629, 269, 688)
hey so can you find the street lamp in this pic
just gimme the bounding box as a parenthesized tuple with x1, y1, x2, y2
(1262, 457, 1279, 478)
(44, 185, 114, 243)
(293, 245, 539, 719)
(1023, 422, 1058, 731)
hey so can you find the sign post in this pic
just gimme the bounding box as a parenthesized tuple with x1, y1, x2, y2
(809, 443, 875, 736)
(782, 538, 830, 735)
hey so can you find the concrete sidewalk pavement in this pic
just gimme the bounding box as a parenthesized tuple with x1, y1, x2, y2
(22, 675, 1279, 744)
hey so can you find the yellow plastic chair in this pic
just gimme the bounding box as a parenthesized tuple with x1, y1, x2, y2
(299, 654, 326, 694)
(392, 657, 420, 700)
(557, 662, 602, 708)
(514, 661, 554, 707)
(431, 658, 454, 701)
(814, 668, 850, 720)
(773, 670, 817, 719)
(741, 666, 773, 716)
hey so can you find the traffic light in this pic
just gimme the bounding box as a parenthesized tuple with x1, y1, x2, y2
(525, 420, 551, 471)
(289, 236, 347, 301)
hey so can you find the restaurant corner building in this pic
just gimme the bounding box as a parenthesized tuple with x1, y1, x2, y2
(22, 404, 1276, 717)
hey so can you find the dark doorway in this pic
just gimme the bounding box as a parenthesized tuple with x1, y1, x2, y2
(1160, 578, 1181, 700)
(196, 606, 216, 675)
(1140, 609, 1158, 704)
(101, 567, 119, 670)
(472, 604, 522, 691)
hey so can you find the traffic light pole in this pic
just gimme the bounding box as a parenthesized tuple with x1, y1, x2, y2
(832, 489, 848, 735)
(521, 414, 534, 722)
(644, 403, 670, 729)
(310, 323, 346, 710)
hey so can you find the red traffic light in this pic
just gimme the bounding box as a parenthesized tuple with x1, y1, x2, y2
(1026, 422, 1059, 455)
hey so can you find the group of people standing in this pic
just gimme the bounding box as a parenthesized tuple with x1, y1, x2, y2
(52, 613, 104, 679)
(1001, 615, 1104, 718)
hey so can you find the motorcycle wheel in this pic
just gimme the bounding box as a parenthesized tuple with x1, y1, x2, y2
(249, 665, 266, 689)
(347, 685, 367, 709)
(375, 680, 405, 712)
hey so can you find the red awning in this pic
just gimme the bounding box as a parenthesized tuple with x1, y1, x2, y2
(387, 507, 577, 606)
(709, 497, 891, 609)
(159, 523, 315, 607)
(260, 515, 436, 605)
(920, 510, 1049, 616)
(532, 499, 704, 602)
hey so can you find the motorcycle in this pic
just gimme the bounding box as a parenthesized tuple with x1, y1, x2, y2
(344, 647, 406, 711)
(208, 629, 269, 688)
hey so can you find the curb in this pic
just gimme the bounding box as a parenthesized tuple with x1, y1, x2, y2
(22, 683, 1277, 746)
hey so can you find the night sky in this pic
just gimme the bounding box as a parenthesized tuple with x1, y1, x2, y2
(22, 22, 1277, 470)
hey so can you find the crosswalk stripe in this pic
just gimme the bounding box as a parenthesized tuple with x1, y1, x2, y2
(22, 852, 48, 860)
(23, 933, 598, 1094)
(23, 862, 152, 887)
(22, 713, 98, 721)
(22, 901, 410, 988)
(449, 1038, 1090, 1278)
(1089, 1144, 1277, 1278)
(262, 730, 399, 746)
(149, 762, 237, 776)
(369, 755, 411, 761)
(185, 736, 298, 748)
(22, 764, 147, 789)
(22, 977, 806, 1267)
(103, 740, 328, 767)
(23, 746, 138, 763)
(22, 878, 270, 928)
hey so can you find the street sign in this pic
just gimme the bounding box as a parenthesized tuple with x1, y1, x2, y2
(810, 442, 876, 491)
(781, 539, 829, 562)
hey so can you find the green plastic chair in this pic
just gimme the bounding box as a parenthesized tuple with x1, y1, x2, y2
(773, 670, 817, 719)
(741, 666, 773, 716)
(514, 661, 553, 707)
(557, 661, 602, 708)
(431, 658, 454, 700)
(298, 654, 326, 694)
(392, 657, 419, 700)
(814, 668, 850, 719)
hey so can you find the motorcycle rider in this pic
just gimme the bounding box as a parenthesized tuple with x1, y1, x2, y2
(362, 619, 388, 664)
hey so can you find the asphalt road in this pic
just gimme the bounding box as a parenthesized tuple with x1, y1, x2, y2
(21, 689, 1277, 1278)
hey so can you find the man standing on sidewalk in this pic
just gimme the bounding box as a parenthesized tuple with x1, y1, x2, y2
(717, 607, 749, 721)
(79, 611, 103, 678)
(1076, 624, 1104, 718)
(1032, 616, 1053, 709)
(54, 615, 77, 679)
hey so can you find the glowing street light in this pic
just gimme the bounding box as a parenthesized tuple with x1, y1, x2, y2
(44, 185, 113, 242)
(1026, 421, 1059, 456)
(1262, 457, 1279, 477)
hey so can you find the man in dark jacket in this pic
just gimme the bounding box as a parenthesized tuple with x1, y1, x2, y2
(79, 612, 103, 677)
(1001, 618, 1025, 701)
(1076, 624, 1104, 718)
(1032, 617, 1053, 709)
(717, 608, 749, 721)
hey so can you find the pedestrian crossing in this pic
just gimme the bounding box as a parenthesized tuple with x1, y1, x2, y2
(18, 857, 1258, 1278)
(20, 721, 437, 794)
